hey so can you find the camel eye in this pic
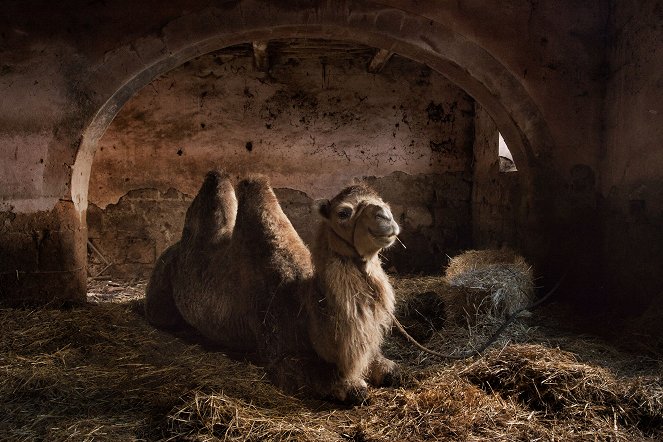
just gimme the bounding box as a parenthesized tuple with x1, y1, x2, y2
(337, 207, 353, 220)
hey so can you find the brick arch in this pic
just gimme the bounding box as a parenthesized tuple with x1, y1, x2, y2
(71, 2, 554, 214)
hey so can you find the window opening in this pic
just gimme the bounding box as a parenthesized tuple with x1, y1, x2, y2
(498, 132, 517, 172)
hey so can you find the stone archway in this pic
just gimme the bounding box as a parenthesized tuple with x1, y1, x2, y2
(40, 1, 556, 302)
(72, 3, 553, 213)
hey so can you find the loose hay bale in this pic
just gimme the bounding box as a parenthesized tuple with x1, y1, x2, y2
(392, 275, 534, 358)
(393, 249, 535, 341)
(444, 248, 535, 318)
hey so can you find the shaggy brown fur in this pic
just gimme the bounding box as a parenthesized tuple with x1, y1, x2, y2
(146, 171, 400, 403)
(304, 184, 400, 402)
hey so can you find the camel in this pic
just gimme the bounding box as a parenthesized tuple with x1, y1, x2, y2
(145, 170, 400, 403)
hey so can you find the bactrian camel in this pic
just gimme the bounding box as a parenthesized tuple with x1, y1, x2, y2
(145, 170, 400, 403)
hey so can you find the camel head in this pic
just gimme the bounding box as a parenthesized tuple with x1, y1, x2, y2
(318, 184, 400, 261)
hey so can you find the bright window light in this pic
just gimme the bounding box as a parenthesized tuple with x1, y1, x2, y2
(498, 132, 517, 172)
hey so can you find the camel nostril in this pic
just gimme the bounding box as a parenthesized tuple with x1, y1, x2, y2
(375, 208, 392, 222)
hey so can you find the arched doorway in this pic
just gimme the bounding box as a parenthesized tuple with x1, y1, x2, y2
(70, 4, 557, 292)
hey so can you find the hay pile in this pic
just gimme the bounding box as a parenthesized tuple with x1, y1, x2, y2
(462, 344, 663, 436)
(395, 249, 535, 340)
(393, 248, 535, 352)
(391, 274, 536, 362)
(444, 248, 535, 317)
(0, 277, 661, 441)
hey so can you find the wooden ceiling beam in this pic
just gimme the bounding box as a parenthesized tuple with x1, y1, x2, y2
(252, 41, 269, 72)
(367, 49, 393, 73)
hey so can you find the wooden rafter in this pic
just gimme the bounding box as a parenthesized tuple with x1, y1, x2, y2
(367, 49, 393, 73)
(252, 41, 269, 72)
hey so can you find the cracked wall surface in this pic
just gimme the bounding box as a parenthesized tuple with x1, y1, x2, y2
(90, 44, 474, 205)
(88, 43, 475, 276)
(3, 0, 661, 317)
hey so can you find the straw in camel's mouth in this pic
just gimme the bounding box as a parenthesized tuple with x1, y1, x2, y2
(369, 228, 398, 244)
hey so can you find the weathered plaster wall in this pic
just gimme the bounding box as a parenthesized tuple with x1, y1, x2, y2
(87, 189, 191, 278)
(0, 1, 617, 307)
(472, 105, 521, 249)
(88, 44, 474, 276)
(603, 0, 663, 314)
(90, 45, 473, 204)
(0, 201, 86, 305)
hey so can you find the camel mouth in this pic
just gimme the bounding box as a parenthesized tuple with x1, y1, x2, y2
(368, 228, 398, 244)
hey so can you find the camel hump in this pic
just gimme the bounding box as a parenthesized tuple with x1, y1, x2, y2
(234, 174, 285, 227)
(234, 174, 313, 279)
(235, 174, 274, 205)
(182, 170, 238, 246)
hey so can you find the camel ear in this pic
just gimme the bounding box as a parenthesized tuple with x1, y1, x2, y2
(318, 199, 331, 219)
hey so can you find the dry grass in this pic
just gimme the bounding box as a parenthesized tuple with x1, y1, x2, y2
(0, 275, 661, 441)
(461, 344, 663, 436)
(444, 248, 535, 317)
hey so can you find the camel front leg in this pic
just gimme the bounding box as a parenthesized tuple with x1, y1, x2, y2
(330, 351, 398, 403)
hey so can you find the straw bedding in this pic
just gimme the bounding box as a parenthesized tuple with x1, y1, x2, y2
(1, 276, 661, 441)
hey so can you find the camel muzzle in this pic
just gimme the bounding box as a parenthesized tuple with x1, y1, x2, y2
(369, 207, 400, 238)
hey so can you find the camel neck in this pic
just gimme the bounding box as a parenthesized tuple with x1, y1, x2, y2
(313, 224, 361, 261)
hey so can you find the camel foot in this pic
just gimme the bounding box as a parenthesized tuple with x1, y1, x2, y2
(345, 384, 369, 406)
(331, 379, 369, 406)
(368, 355, 399, 387)
(380, 367, 401, 388)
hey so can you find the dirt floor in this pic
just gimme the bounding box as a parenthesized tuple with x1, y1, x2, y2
(0, 276, 661, 441)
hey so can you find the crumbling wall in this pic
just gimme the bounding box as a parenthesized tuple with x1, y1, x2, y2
(88, 43, 475, 276)
(87, 189, 191, 278)
(0, 201, 87, 305)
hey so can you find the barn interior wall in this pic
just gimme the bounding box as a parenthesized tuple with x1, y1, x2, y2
(471, 105, 521, 250)
(87, 45, 475, 277)
(0, 201, 87, 304)
(602, 0, 663, 314)
(3, 1, 661, 320)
